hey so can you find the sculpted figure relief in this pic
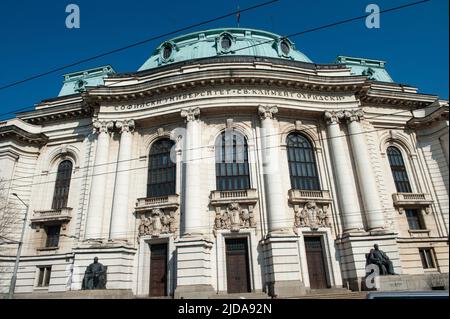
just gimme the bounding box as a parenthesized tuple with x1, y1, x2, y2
(214, 202, 257, 232)
(294, 202, 330, 230)
(138, 208, 177, 237)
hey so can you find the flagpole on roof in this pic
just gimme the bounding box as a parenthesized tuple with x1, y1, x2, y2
(237, 5, 241, 28)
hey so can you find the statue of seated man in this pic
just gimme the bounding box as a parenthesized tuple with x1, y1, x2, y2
(82, 257, 107, 290)
(366, 244, 396, 276)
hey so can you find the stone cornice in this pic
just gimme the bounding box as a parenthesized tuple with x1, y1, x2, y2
(16, 101, 94, 125)
(358, 87, 438, 108)
(407, 104, 449, 129)
(0, 124, 49, 146)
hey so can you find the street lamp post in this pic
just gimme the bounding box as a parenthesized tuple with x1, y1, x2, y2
(8, 193, 30, 299)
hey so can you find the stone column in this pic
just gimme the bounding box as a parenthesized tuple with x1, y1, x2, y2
(345, 110, 384, 231)
(109, 120, 135, 241)
(180, 107, 203, 236)
(258, 105, 305, 298)
(324, 111, 364, 232)
(258, 105, 291, 234)
(175, 107, 215, 299)
(85, 120, 114, 240)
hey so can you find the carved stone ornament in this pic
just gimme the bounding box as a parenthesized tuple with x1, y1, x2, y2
(344, 109, 365, 123)
(258, 105, 278, 120)
(324, 110, 345, 125)
(115, 119, 135, 133)
(138, 208, 177, 238)
(181, 107, 200, 122)
(214, 202, 257, 232)
(294, 202, 331, 230)
(93, 120, 114, 134)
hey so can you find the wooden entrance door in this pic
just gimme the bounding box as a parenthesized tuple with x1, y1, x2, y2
(149, 243, 167, 297)
(304, 237, 330, 289)
(225, 238, 251, 293)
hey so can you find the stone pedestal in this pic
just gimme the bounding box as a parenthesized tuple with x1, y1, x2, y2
(362, 273, 449, 292)
(263, 234, 306, 297)
(71, 243, 136, 291)
(174, 237, 215, 299)
(336, 231, 402, 291)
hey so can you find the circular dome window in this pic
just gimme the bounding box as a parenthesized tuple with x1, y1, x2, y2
(162, 44, 173, 61)
(280, 40, 290, 56)
(221, 36, 232, 51)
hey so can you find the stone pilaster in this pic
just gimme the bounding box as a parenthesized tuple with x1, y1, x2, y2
(344, 110, 384, 231)
(109, 120, 135, 241)
(324, 111, 364, 232)
(85, 120, 114, 240)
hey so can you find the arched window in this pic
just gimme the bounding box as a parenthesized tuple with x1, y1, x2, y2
(387, 146, 412, 193)
(215, 131, 250, 191)
(287, 133, 320, 191)
(147, 139, 176, 198)
(52, 160, 73, 210)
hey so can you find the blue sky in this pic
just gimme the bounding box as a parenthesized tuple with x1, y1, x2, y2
(0, 0, 448, 120)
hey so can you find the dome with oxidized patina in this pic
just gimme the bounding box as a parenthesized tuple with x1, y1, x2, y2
(138, 28, 312, 70)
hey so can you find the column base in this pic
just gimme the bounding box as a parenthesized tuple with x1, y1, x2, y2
(263, 234, 306, 298)
(175, 236, 214, 298)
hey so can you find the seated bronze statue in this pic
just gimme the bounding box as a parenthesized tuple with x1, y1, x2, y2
(82, 257, 107, 290)
(366, 244, 397, 276)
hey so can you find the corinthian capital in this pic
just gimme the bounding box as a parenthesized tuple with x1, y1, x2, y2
(181, 107, 200, 122)
(344, 109, 365, 123)
(258, 105, 278, 120)
(115, 119, 135, 133)
(324, 110, 344, 125)
(93, 120, 114, 134)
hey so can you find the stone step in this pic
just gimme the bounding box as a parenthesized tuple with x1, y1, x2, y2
(211, 292, 270, 299)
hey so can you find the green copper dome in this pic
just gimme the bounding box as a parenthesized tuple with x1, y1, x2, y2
(138, 28, 312, 70)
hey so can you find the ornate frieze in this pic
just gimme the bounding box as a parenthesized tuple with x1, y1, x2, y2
(324, 110, 344, 125)
(258, 105, 278, 120)
(138, 208, 178, 238)
(93, 120, 114, 134)
(214, 202, 256, 233)
(294, 202, 331, 231)
(115, 119, 135, 133)
(180, 107, 200, 122)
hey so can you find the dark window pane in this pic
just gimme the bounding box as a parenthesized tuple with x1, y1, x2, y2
(52, 160, 73, 210)
(405, 209, 424, 230)
(215, 131, 250, 191)
(387, 147, 412, 193)
(286, 133, 320, 191)
(147, 139, 176, 197)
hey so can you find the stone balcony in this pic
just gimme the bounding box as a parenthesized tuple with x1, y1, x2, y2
(392, 193, 433, 206)
(210, 189, 258, 206)
(288, 189, 332, 205)
(135, 194, 180, 213)
(31, 208, 72, 224)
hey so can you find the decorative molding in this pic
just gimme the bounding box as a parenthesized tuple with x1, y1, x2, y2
(294, 202, 331, 231)
(344, 109, 365, 123)
(214, 202, 256, 233)
(138, 208, 178, 238)
(258, 105, 278, 120)
(181, 107, 200, 122)
(324, 110, 344, 125)
(115, 119, 135, 133)
(93, 120, 114, 134)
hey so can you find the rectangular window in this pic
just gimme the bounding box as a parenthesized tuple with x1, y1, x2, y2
(405, 209, 425, 230)
(37, 266, 52, 287)
(45, 225, 61, 248)
(419, 248, 436, 269)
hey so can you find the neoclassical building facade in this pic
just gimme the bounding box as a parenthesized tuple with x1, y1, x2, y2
(0, 28, 448, 298)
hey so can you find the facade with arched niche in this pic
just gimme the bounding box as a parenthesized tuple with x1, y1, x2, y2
(0, 28, 448, 298)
